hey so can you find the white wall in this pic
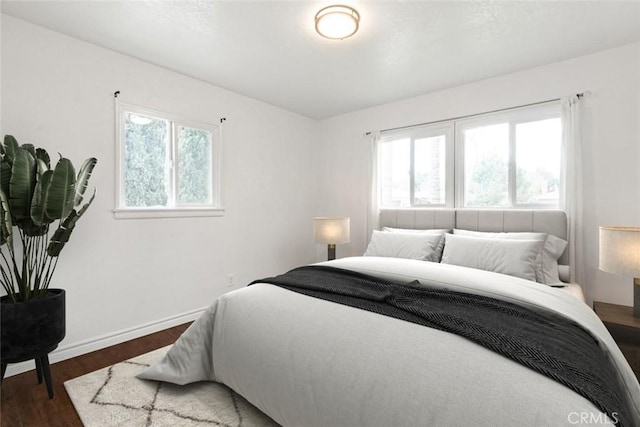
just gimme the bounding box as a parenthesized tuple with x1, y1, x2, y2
(1, 15, 319, 375)
(316, 42, 640, 307)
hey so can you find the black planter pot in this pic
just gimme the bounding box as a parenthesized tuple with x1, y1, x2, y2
(1, 289, 66, 398)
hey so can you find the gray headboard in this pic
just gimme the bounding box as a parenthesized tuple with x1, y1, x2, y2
(379, 209, 568, 266)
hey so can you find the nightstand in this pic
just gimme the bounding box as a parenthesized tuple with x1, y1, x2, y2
(593, 301, 640, 381)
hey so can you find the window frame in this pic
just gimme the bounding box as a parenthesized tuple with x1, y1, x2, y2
(377, 101, 562, 210)
(114, 103, 223, 219)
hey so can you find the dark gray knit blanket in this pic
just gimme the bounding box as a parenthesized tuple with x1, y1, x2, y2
(251, 265, 633, 427)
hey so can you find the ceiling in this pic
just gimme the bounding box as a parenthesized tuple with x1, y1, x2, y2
(2, 1, 640, 119)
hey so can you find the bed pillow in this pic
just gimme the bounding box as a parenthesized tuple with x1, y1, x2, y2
(364, 230, 445, 262)
(453, 229, 567, 285)
(382, 228, 449, 261)
(441, 234, 544, 282)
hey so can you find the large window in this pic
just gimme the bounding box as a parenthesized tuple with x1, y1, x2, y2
(378, 102, 561, 209)
(115, 104, 222, 218)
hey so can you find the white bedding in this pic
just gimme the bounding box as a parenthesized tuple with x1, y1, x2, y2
(139, 257, 640, 426)
(560, 282, 586, 302)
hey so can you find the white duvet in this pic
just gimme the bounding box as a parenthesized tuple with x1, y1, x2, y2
(139, 257, 640, 426)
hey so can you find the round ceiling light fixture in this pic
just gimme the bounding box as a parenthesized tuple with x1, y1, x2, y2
(315, 5, 360, 40)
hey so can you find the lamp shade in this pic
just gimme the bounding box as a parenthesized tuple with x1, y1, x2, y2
(314, 217, 350, 245)
(599, 226, 640, 276)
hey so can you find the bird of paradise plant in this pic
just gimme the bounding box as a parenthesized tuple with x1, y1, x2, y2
(0, 135, 97, 302)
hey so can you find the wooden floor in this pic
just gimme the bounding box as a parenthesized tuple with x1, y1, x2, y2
(0, 322, 191, 427)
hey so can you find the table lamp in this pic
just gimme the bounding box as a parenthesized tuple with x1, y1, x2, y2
(314, 217, 350, 261)
(599, 226, 640, 317)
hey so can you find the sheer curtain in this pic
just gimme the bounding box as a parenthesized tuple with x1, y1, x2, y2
(365, 131, 380, 251)
(560, 95, 584, 285)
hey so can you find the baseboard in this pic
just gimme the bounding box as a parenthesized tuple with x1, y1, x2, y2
(4, 306, 207, 378)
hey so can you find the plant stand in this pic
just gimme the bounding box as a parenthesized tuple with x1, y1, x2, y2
(1, 344, 57, 398)
(0, 290, 66, 400)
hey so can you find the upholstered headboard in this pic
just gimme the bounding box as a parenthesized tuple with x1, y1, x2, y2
(378, 208, 569, 266)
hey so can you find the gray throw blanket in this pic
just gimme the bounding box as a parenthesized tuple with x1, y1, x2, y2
(251, 265, 632, 427)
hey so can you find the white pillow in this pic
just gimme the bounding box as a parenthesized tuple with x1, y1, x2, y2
(382, 228, 449, 262)
(364, 230, 444, 262)
(441, 234, 544, 282)
(453, 229, 567, 285)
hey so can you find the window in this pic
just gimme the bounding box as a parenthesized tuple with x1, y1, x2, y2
(378, 102, 561, 209)
(379, 124, 453, 207)
(115, 104, 222, 218)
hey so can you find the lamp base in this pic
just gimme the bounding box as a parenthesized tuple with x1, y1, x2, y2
(327, 244, 336, 261)
(634, 278, 640, 318)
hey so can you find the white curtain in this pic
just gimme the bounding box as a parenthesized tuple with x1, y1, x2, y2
(560, 95, 584, 285)
(365, 131, 380, 252)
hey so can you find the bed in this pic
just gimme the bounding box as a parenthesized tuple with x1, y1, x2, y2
(139, 209, 640, 426)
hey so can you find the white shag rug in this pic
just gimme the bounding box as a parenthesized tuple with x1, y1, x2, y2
(64, 346, 279, 427)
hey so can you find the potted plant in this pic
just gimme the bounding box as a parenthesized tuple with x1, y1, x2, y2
(0, 135, 97, 398)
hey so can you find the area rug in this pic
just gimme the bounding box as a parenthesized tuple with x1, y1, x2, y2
(64, 346, 279, 426)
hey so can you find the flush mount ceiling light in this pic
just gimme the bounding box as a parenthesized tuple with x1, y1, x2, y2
(315, 5, 360, 40)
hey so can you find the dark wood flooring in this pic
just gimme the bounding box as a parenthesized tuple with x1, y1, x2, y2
(0, 322, 191, 427)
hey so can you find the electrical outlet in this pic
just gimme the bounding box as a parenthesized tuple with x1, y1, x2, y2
(226, 274, 235, 288)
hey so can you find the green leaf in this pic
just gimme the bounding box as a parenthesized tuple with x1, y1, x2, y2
(8, 148, 36, 220)
(31, 170, 54, 226)
(35, 148, 50, 170)
(78, 188, 96, 217)
(35, 158, 48, 176)
(1, 159, 10, 198)
(47, 189, 95, 257)
(47, 211, 77, 257)
(74, 157, 97, 206)
(21, 143, 36, 158)
(0, 188, 13, 247)
(44, 156, 76, 220)
(3, 135, 19, 165)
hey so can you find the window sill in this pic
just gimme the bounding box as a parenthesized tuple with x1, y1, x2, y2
(113, 207, 225, 219)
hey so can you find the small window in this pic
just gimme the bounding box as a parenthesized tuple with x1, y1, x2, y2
(379, 124, 454, 208)
(115, 104, 222, 219)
